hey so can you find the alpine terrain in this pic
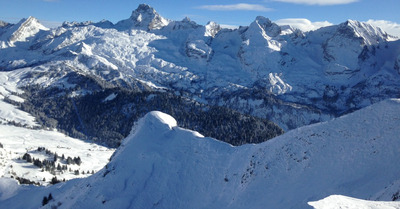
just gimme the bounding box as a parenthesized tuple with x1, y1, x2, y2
(0, 3, 399, 209)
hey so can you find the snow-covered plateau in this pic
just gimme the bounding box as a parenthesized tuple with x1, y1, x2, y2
(1, 98, 400, 208)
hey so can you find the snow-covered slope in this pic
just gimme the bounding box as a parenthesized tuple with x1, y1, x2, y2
(309, 195, 400, 209)
(0, 125, 114, 186)
(1, 99, 399, 209)
(0, 69, 38, 127)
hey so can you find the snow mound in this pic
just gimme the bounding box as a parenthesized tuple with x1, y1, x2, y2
(141, 111, 177, 130)
(309, 195, 400, 209)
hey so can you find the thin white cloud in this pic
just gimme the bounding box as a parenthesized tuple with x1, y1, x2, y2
(220, 24, 239, 29)
(275, 18, 333, 31)
(272, 0, 358, 5)
(197, 3, 272, 12)
(366, 19, 400, 38)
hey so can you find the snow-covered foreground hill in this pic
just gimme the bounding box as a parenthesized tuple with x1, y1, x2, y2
(1, 98, 399, 209)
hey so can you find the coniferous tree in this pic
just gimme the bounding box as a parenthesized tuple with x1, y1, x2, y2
(57, 163, 62, 171)
(51, 176, 60, 184)
(42, 196, 48, 206)
(54, 153, 58, 162)
(67, 157, 73, 165)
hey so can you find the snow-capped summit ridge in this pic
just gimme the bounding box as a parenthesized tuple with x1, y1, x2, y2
(338, 19, 389, 44)
(115, 4, 169, 31)
(252, 16, 281, 37)
(0, 16, 47, 48)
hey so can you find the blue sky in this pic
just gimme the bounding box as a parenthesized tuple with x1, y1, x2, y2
(1, 0, 399, 36)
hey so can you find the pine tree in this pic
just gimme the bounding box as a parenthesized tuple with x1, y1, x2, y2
(54, 153, 58, 162)
(67, 157, 73, 165)
(51, 176, 59, 184)
(57, 163, 62, 171)
(48, 193, 53, 201)
(42, 196, 48, 206)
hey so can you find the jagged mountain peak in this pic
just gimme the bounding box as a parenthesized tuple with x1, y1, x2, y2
(255, 16, 272, 25)
(134, 3, 155, 13)
(93, 19, 114, 29)
(16, 16, 47, 30)
(164, 17, 202, 31)
(178, 16, 198, 27)
(0, 20, 11, 28)
(116, 3, 169, 31)
(62, 20, 94, 28)
(0, 16, 48, 47)
(250, 16, 281, 37)
(130, 3, 157, 20)
(336, 19, 389, 44)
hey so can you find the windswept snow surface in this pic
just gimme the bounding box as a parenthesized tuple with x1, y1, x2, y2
(309, 195, 400, 209)
(1, 99, 400, 209)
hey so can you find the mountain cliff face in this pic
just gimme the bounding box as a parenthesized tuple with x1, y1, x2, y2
(1, 99, 400, 209)
(0, 4, 399, 132)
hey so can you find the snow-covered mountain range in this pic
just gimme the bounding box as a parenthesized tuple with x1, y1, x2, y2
(1, 4, 399, 131)
(1, 98, 399, 209)
(1, 4, 400, 208)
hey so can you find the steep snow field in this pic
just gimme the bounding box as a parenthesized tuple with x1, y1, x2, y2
(1, 99, 399, 209)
